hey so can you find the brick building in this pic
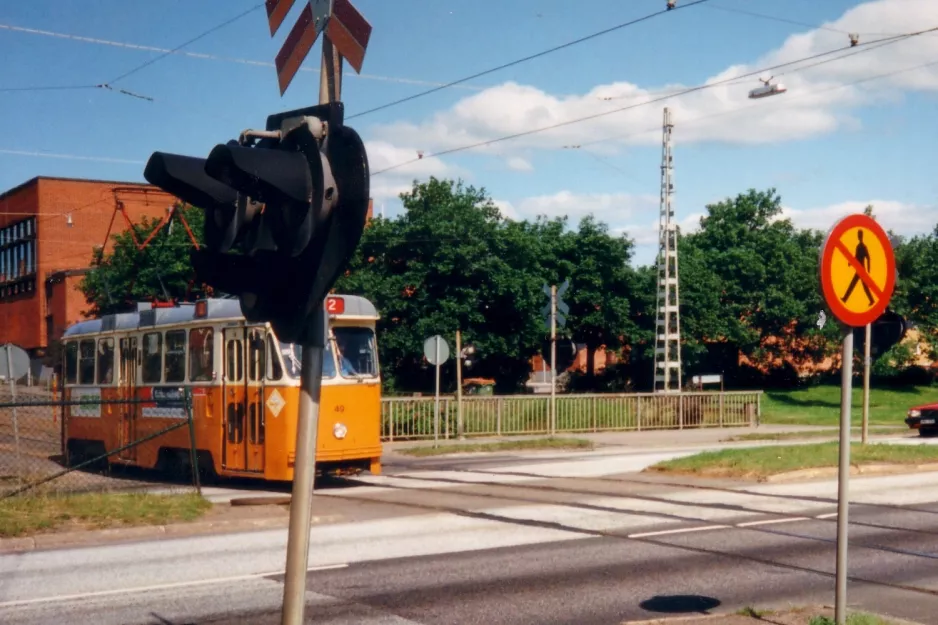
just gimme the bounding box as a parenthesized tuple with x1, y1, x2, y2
(0, 176, 177, 373)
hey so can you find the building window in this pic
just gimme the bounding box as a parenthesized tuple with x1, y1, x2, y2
(0, 216, 37, 299)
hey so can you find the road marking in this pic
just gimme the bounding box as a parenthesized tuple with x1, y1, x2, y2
(736, 516, 810, 527)
(817, 512, 839, 519)
(0, 563, 348, 608)
(628, 524, 728, 538)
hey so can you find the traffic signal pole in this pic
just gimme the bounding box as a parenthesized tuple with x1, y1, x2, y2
(282, 34, 342, 625)
(281, 307, 326, 625)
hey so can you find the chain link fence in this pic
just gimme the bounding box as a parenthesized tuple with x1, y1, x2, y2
(0, 382, 201, 501)
(381, 390, 763, 441)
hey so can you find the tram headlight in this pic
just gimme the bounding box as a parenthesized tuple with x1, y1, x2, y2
(333, 422, 348, 440)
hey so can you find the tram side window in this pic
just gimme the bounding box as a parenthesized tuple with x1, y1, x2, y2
(266, 335, 283, 381)
(279, 342, 337, 379)
(78, 339, 96, 385)
(142, 332, 163, 384)
(65, 342, 78, 385)
(164, 330, 186, 383)
(248, 330, 266, 382)
(189, 327, 214, 382)
(96, 338, 115, 385)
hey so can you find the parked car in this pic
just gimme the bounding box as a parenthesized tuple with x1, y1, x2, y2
(905, 403, 938, 436)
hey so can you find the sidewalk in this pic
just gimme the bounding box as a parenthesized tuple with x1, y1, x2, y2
(381, 423, 909, 454)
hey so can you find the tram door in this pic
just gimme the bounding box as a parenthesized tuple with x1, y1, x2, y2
(118, 337, 138, 461)
(222, 328, 246, 471)
(245, 327, 266, 472)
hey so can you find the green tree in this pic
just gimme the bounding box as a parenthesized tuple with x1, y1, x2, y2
(894, 226, 938, 357)
(544, 215, 642, 385)
(677, 189, 837, 380)
(79, 204, 206, 317)
(335, 178, 546, 393)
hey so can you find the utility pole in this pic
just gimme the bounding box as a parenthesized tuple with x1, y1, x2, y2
(654, 107, 682, 393)
(456, 330, 463, 439)
(862, 322, 871, 444)
(550, 284, 557, 436)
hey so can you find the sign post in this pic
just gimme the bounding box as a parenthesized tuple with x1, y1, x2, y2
(542, 280, 569, 435)
(819, 213, 896, 625)
(424, 335, 450, 446)
(1, 343, 29, 483)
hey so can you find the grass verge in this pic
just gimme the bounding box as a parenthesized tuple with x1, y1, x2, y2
(647, 441, 938, 480)
(725, 427, 909, 442)
(811, 613, 906, 625)
(0, 492, 212, 537)
(397, 437, 594, 457)
(761, 385, 934, 427)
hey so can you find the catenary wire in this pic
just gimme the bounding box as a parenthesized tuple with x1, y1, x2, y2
(345, 0, 715, 120)
(370, 25, 937, 176)
(0, 21, 483, 92)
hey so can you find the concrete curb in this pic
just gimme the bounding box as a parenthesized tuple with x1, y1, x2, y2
(0, 514, 344, 554)
(764, 462, 938, 483)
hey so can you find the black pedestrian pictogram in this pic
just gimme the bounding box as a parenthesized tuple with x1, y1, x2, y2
(841, 230, 874, 306)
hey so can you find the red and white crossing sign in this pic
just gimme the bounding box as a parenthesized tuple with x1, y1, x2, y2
(325, 0, 372, 74)
(266, 0, 372, 96)
(273, 0, 331, 96)
(265, 0, 297, 36)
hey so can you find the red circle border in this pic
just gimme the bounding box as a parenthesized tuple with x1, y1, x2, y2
(819, 213, 896, 327)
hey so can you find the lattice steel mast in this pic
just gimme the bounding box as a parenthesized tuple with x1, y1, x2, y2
(653, 107, 682, 392)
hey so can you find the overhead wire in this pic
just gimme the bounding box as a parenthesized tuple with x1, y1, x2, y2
(0, 21, 485, 93)
(702, 3, 907, 37)
(345, 0, 716, 120)
(371, 25, 938, 176)
(0, 4, 262, 98)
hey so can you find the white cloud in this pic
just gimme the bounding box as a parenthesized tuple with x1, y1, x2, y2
(505, 156, 534, 172)
(369, 0, 938, 159)
(781, 200, 938, 236)
(512, 191, 659, 222)
(365, 140, 466, 203)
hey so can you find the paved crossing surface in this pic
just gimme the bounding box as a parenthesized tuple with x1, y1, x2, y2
(4, 437, 938, 624)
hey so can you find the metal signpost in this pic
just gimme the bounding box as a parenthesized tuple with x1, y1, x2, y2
(819, 213, 896, 625)
(542, 280, 569, 435)
(424, 335, 450, 445)
(1, 343, 30, 481)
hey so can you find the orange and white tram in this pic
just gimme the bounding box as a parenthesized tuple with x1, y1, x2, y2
(60, 294, 383, 481)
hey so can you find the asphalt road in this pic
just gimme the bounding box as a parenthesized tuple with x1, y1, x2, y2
(5, 442, 938, 624)
(4, 507, 938, 625)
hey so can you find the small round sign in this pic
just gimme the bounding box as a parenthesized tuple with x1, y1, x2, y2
(819, 213, 896, 328)
(423, 335, 450, 365)
(0, 343, 30, 381)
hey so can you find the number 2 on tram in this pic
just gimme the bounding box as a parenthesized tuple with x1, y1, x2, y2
(60, 295, 383, 481)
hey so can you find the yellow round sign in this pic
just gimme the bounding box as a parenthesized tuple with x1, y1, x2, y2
(820, 214, 895, 327)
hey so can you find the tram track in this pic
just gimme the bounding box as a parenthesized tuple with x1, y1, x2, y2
(377, 468, 938, 538)
(321, 475, 938, 601)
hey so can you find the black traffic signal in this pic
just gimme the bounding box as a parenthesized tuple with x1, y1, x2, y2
(143, 102, 370, 344)
(542, 337, 578, 372)
(853, 309, 909, 359)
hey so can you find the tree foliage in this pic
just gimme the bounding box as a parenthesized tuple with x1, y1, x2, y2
(77, 180, 938, 393)
(79, 204, 206, 318)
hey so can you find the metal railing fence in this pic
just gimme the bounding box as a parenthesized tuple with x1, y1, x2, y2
(381, 390, 762, 441)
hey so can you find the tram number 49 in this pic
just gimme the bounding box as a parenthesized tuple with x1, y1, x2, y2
(334, 405, 345, 413)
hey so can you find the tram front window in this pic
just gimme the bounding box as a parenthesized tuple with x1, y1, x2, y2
(280, 342, 337, 379)
(333, 327, 378, 378)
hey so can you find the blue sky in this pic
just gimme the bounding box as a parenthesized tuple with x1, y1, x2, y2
(1, 0, 936, 266)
